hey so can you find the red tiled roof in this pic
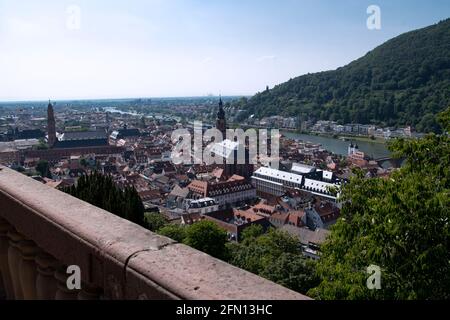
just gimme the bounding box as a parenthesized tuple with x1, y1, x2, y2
(314, 202, 340, 222)
(188, 179, 253, 198)
(138, 189, 162, 201)
(270, 212, 289, 224)
(287, 211, 305, 227)
(233, 209, 265, 223)
(250, 202, 277, 215)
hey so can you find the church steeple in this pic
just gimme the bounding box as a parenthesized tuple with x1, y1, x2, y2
(47, 100, 57, 147)
(217, 96, 225, 119)
(216, 96, 226, 139)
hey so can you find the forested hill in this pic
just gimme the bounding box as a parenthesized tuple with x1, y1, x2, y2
(238, 18, 450, 133)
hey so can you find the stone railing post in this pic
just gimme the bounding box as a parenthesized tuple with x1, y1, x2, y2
(7, 230, 25, 300)
(35, 253, 59, 300)
(0, 218, 14, 299)
(18, 240, 41, 299)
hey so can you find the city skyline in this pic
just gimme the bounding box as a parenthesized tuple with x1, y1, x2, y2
(1, 0, 450, 101)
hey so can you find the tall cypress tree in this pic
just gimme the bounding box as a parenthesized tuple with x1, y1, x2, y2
(63, 172, 145, 227)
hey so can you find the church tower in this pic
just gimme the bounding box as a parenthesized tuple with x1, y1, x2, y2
(348, 141, 359, 155)
(47, 101, 57, 147)
(348, 142, 354, 155)
(216, 96, 227, 139)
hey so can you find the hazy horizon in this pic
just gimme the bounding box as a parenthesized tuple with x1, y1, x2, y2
(0, 95, 248, 104)
(1, 0, 449, 101)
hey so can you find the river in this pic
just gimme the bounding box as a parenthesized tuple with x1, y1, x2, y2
(282, 131, 391, 158)
(104, 107, 139, 116)
(103, 107, 391, 158)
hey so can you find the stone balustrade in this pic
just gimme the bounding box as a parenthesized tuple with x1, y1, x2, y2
(0, 165, 309, 300)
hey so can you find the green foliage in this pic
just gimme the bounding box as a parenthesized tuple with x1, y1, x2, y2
(260, 253, 319, 294)
(240, 19, 450, 133)
(36, 160, 51, 178)
(36, 138, 49, 150)
(145, 213, 168, 232)
(158, 221, 229, 260)
(309, 107, 450, 299)
(183, 220, 229, 260)
(158, 224, 188, 243)
(437, 106, 450, 132)
(80, 158, 88, 168)
(228, 229, 319, 294)
(63, 172, 145, 226)
(158, 224, 187, 243)
(240, 224, 264, 244)
(156, 220, 318, 295)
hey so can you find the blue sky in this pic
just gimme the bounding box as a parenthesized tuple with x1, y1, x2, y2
(0, 0, 449, 101)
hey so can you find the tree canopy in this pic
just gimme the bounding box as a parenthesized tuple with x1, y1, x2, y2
(183, 220, 229, 260)
(228, 228, 319, 294)
(158, 224, 187, 243)
(145, 213, 168, 232)
(36, 160, 51, 178)
(63, 172, 145, 226)
(309, 107, 450, 299)
(157, 220, 229, 260)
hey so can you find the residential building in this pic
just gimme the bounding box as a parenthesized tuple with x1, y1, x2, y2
(252, 166, 342, 200)
(185, 197, 219, 215)
(187, 176, 256, 208)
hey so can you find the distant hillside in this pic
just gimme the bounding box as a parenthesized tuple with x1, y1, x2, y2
(238, 18, 450, 133)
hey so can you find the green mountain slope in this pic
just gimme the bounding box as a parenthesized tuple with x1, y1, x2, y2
(239, 18, 450, 133)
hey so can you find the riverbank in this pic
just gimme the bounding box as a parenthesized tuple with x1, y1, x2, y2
(281, 131, 391, 158)
(230, 123, 390, 157)
(276, 129, 387, 145)
(232, 123, 387, 145)
(323, 133, 386, 144)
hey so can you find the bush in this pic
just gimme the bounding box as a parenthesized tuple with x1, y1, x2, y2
(158, 224, 187, 243)
(183, 220, 229, 260)
(145, 213, 168, 232)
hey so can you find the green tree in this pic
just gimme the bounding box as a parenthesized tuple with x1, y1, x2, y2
(228, 229, 318, 294)
(260, 253, 319, 294)
(183, 220, 229, 260)
(158, 224, 187, 243)
(63, 172, 145, 227)
(123, 186, 145, 226)
(417, 113, 442, 133)
(240, 224, 264, 244)
(309, 107, 450, 300)
(80, 158, 88, 167)
(145, 213, 168, 232)
(36, 160, 51, 178)
(437, 106, 450, 132)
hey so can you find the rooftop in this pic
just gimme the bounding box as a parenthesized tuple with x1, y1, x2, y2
(253, 167, 304, 184)
(291, 163, 316, 174)
(60, 130, 107, 141)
